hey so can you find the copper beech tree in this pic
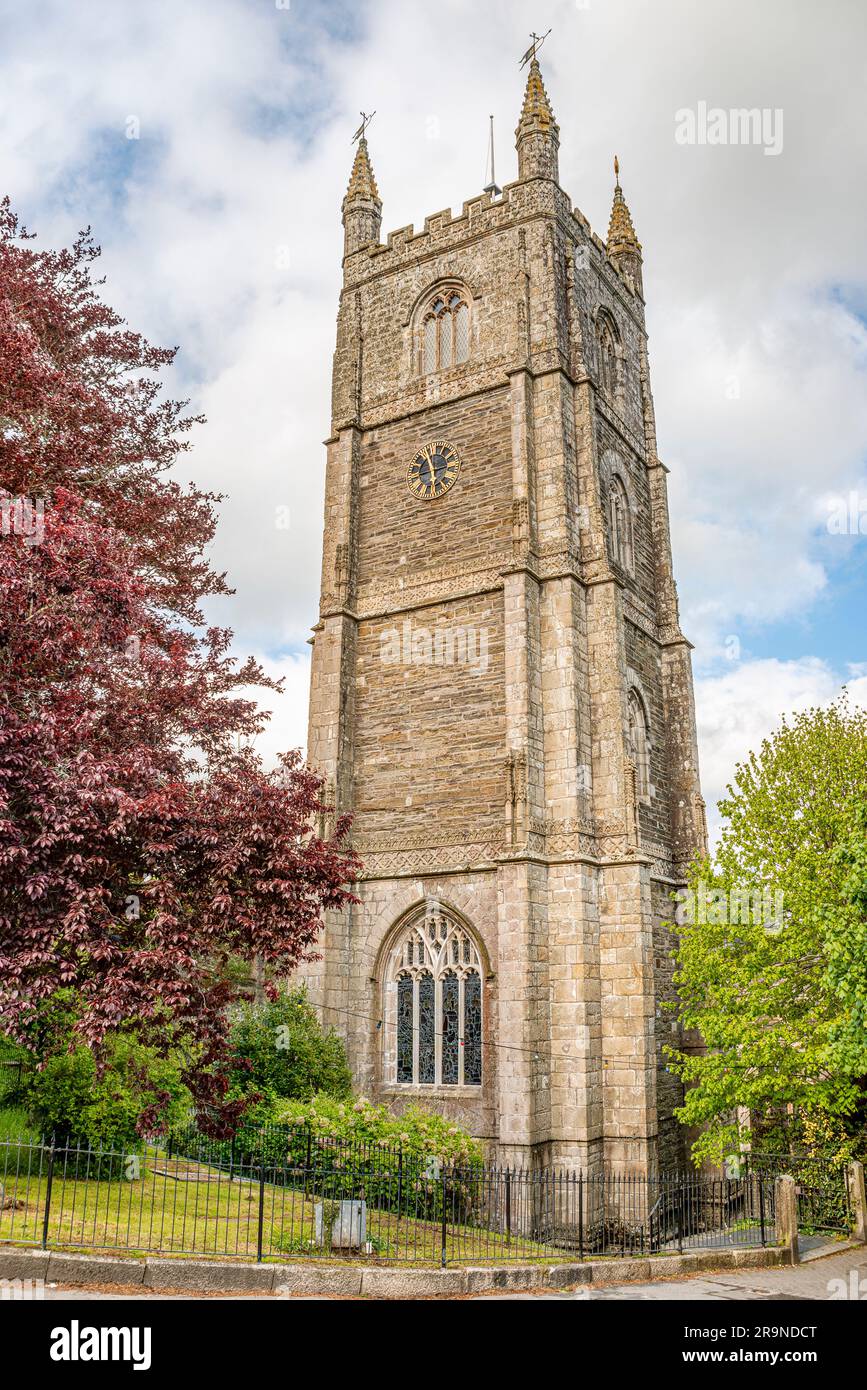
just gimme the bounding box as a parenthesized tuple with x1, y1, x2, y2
(0, 200, 358, 1133)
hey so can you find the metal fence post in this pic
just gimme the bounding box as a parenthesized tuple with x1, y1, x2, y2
(256, 1165, 266, 1263)
(505, 1167, 512, 1244)
(675, 1178, 683, 1254)
(397, 1150, 403, 1222)
(440, 1168, 448, 1269)
(758, 1174, 766, 1246)
(41, 1143, 55, 1252)
(578, 1172, 584, 1261)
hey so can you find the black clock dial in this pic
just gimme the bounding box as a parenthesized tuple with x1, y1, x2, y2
(407, 440, 461, 500)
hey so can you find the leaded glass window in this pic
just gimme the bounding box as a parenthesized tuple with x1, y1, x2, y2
(455, 303, 469, 362)
(464, 972, 482, 1085)
(419, 289, 470, 375)
(418, 972, 435, 1083)
(397, 974, 413, 1083)
(423, 315, 437, 373)
(441, 972, 459, 1083)
(439, 312, 452, 369)
(387, 908, 483, 1086)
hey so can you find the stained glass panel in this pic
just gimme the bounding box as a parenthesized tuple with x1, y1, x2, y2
(442, 973, 459, 1083)
(392, 913, 483, 1087)
(418, 973, 435, 1084)
(397, 975, 413, 1084)
(464, 972, 482, 1085)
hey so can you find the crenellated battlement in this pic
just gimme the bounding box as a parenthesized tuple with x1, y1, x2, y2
(345, 173, 637, 307)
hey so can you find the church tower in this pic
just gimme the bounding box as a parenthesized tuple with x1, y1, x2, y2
(304, 55, 706, 1174)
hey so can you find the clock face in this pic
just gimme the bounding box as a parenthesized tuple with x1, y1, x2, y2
(407, 440, 461, 501)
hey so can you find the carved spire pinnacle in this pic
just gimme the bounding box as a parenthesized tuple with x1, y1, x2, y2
(606, 156, 643, 295)
(517, 57, 558, 138)
(342, 128, 382, 260)
(345, 135, 380, 205)
(515, 56, 560, 182)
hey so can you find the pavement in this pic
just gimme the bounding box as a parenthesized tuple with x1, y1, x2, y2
(28, 1243, 867, 1301)
(471, 1244, 867, 1300)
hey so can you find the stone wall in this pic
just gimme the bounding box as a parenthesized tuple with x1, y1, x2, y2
(353, 591, 505, 839)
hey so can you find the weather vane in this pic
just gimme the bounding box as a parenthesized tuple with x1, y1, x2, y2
(519, 28, 551, 68)
(351, 110, 376, 144)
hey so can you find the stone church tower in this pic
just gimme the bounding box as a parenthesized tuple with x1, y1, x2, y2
(303, 57, 706, 1174)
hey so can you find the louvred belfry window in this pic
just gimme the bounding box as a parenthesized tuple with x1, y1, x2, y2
(420, 292, 470, 374)
(627, 687, 651, 801)
(597, 315, 618, 397)
(608, 474, 634, 573)
(391, 907, 483, 1086)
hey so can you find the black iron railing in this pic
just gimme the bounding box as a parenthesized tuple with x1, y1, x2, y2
(0, 1136, 785, 1266)
(744, 1152, 850, 1235)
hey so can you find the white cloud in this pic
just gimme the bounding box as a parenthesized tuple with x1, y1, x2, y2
(239, 649, 311, 767)
(3, 0, 866, 807)
(696, 659, 867, 844)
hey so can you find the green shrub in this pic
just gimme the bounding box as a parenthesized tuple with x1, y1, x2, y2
(274, 1093, 483, 1168)
(19, 1036, 189, 1156)
(270, 1095, 485, 1223)
(227, 990, 353, 1105)
(170, 1094, 484, 1222)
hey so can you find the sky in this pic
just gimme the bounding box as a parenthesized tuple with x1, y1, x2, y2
(3, 0, 866, 843)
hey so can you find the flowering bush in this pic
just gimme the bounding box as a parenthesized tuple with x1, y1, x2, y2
(274, 1093, 482, 1169)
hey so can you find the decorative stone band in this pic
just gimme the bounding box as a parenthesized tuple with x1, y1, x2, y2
(352, 558, 510, 621)
(336, 547, 673, 626)
(351, 821, 683, 881)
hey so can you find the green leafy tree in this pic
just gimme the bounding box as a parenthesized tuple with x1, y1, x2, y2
(667, 697, 867, 1164)
(227, 990, 353, 1107)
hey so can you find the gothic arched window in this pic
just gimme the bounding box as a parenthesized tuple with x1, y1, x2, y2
(390, 906, 482, 1086)
(597, 314, 619, 397)
(421, 291, 470, 374)
(608, 473, 634, 572)
(626, 687, 651, 801)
